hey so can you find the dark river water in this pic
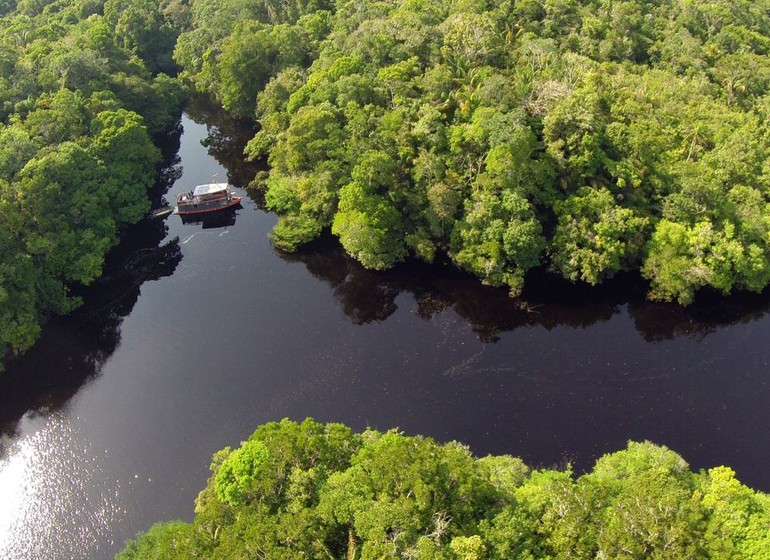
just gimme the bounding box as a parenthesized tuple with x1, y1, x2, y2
(1, 102, 770, 560)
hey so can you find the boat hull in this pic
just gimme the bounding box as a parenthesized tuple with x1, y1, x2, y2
(176, 196, 242, 216)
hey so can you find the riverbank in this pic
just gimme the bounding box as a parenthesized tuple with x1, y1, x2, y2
(3, 106, 770, 560)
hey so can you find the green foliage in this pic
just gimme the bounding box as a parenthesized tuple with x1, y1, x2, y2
(214, 440, 270, 506)
(103, 0, 180, 74)
(270, 214, 323, 252)
(451, 189, 545, 296)
(116, 522, 196, 560)
(117, 420, 770, 560)
(215, 22, 312, 116)
(0, 0, 184, 368)
(109, 72, 188, 134)
(332, 151, 407, 269)
(89, 109, 160, 223)
(177, 0, 770, 304)
(572, 441, 705, 559)
(551, 187, 649, 285)
(701, 466, 770, 559)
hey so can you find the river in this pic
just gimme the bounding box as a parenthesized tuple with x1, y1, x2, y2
(1, 102, 770, 560)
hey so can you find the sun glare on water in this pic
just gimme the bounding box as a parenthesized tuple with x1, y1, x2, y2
(0, 414, 123, 560)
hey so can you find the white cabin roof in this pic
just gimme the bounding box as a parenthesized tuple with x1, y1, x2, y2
(193, 183, 230, 196)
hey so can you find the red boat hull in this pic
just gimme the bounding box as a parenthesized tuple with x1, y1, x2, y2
(176, 196, 242, 216)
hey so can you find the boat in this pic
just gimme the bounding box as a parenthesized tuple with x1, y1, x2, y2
(175, 183, 242, 216)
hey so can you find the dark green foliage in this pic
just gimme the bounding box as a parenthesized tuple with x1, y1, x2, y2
(550, 186, 649, 285)
(0, 0, 185, 368)
(332, 151, 408, 269)
(103, 0, 180, 74)
(451, 188, 545, 296)
(117, 420, 770, 560)
(175, 0, 770, 304)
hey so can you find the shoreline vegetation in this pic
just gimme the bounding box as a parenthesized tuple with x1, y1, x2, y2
(5, 0, 770, 367)
(0, 0, 186, 369)
(174, 0, 770, 306)
(117, 418, 770, 560)
(1, 2, 769, 556)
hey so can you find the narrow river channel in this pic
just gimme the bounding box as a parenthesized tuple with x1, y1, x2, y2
(2, 104, 770, 560)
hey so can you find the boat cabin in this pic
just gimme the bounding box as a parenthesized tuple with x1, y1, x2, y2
(176, 182, 241, 216)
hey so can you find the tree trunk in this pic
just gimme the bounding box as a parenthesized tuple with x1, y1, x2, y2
(347, 528, 358, 560)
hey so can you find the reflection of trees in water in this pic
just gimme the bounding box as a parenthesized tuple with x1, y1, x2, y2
(0, 222, 182, 441)
(184, 95, 262, 199)
(0, 124, 185, 442)
(278, 235, 623, 339)
(279, 237, 400, 324)
(180, 208, 238, 229)
(151, 119, 183, 206)
(629, 290, 770, 342)
(279, 234, 770, 343)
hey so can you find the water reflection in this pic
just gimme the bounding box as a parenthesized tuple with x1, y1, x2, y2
(629, 291, 770, 342)
(179, 208, 239, 230)
(279, 235, 770, 343)
(278, 237, 400, 324)
(0, 415, 123, 560)
(185, 96, 261, 195)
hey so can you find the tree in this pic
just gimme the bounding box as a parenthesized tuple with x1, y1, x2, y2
(104, 0, 179, 74)
(542, 76, 609, 188)
(283, 102, 344, 174)
(332, 152, 407, 270)
(214, 440, 270, 507)
(550, 186, 649, 285)
(440, 12, 500, 77)
(0, 125, 38, 181)
(88, 108, 160, 224)
(116, 522, 196, 560)
(451, 188, 545, 296)
(17, 142, 116, 285)
(20, 89, 90, 145)
(217, 22, 309, 116)
(579, 442, 706, 560)
(318, 430, 495, 559)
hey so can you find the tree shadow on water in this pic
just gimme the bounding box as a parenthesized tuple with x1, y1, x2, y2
(278, 235, 400, 325)
(629, 288, 770, 342)
(279, 235, 770, 343)
(184, 95, 262, 195)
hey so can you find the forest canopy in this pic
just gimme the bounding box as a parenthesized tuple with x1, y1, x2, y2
(173, 0, 770, 304)
(117, 418, 770, 560)
(5, 0, 770, 365)
(0, 0, 186, 367)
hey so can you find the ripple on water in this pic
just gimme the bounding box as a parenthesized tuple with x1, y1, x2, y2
(0, 413, 124, 560)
